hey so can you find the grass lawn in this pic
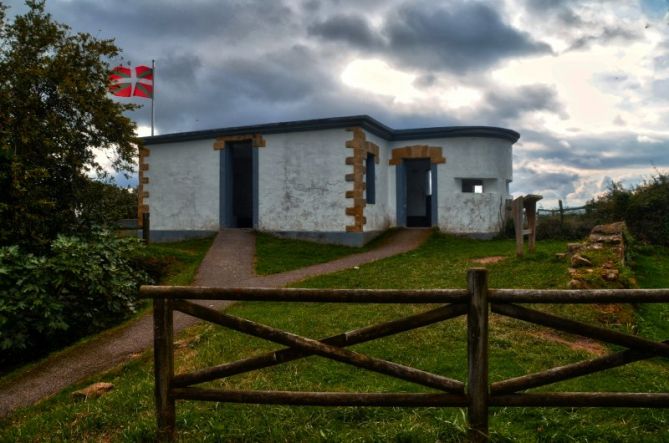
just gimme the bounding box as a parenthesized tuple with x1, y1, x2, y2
(1, 234, 668, 442)
(633, 245, 669, 342)
(254, 230, 393, 275)
(144, 235, 215, 286)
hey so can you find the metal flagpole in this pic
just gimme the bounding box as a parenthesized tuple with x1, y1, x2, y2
(151, 59, 155, 136)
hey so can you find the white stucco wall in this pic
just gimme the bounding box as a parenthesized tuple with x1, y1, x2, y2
(146, 129, 514, 239)
(361, 130, 391, 232)
(145, 139, 220, 231)
(258, 129, 350, 232)
(388, 136, 513, 234)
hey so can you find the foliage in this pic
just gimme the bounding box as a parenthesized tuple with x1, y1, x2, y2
(586, 174, 669, 246)
(0, 0, 139, 252)
(75, 180, 138, 228)
(535, 214, 595, 240)
(0, 230, 148, 366)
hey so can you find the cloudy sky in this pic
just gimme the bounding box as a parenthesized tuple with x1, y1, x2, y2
(5, 0, 669, 207)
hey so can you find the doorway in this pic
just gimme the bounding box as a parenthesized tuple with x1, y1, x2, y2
(396, 158, 437, 228)
(221, 141, 256, 228)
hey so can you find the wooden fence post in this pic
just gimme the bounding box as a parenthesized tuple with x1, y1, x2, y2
(526, 203, 537, 253)
(154, 298, 175, 442)
(467, 268, 489, 442)
(142, 212, 151, 244)
(512, 197, 524, 257)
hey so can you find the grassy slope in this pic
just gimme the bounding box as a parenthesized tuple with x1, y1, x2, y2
(2, 234, 668, 442)
(254, 231, 392, 275)
(144, 236, 215, 286)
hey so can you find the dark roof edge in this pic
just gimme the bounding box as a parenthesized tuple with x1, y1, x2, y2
(142, 115, 520, 145)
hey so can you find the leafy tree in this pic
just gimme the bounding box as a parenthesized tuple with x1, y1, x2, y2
(0, 0, 139, 252)
(76, 181, 138, 227)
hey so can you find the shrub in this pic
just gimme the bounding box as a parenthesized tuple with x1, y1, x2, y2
(587, 174, 669, 246)
(0, 230, 149, 367)
(498, 214, 594, 240)
(0, 247, 66, 353)
(535, 215, 595, 241)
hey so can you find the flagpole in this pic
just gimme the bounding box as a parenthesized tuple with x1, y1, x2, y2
(151, 59, 155, 136)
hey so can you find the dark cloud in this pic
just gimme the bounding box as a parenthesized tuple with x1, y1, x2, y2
(524, 0, 585, 25)
(383, 1, 552, 73)
(413, 73, 437, 88)
(518, 130, 669, 171)
(513, 164, 579, 200)
(157, 53, 203, 89)
(67, 0, 295, 41)
(479, 84, 567, 124)
(521, 0, 643, 52)
(308, 14, 382, 48)
(567, 26, 641, 52)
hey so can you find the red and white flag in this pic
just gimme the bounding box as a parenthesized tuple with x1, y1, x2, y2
(108, 65, 153, 99)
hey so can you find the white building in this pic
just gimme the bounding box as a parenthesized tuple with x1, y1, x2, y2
(140, 115, 518, 246)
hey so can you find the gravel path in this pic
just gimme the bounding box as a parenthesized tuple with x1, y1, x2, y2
(0, 228, 430, 418)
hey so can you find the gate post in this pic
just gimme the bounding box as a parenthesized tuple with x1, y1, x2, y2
(467, 268, 489, 442)
(154, 298, 175, 442)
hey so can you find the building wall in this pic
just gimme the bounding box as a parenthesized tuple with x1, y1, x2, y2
(258, 129, 351, 232)
(145, 130, 513, 242)
(145, 139, 220, 232)
(361, 130, 391, 232)
(389, 136, 512, 234)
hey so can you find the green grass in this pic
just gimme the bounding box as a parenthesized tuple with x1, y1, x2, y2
(254, 230, 393, 275)
(293, 234, 569, 289)
(144, 235, 215, 285)
(633, 245, 669, 341)
(2, 234, 668, 442)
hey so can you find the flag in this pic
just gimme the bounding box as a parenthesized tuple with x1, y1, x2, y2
(108, 65, 153, 99)
(108, 65, 132, 97)
(133, 65, 154, 98)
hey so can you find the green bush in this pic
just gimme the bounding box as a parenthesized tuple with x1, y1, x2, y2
(0, 230, 149, 367)
(535, 215, 595, 240)
(499, 214, 594, 240)
(588, 174, 669, 246)
(0, 246, 66, 353)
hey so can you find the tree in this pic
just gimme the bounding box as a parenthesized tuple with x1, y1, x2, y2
(0, 0, 139, 252)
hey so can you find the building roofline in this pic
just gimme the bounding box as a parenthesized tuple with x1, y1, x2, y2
(141, 115, 520, 145)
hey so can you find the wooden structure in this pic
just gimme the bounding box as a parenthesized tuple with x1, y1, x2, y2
(512, 194, 542, 256)
(142, 270, 669, 442)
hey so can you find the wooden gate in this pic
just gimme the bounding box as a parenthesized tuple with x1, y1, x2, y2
(141, 269, 669, 442)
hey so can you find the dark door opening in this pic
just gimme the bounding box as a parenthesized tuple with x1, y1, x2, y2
(229, 141, 253, 228)
(405, 158, 432, 227)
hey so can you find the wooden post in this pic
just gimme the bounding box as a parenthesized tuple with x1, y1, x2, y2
(154, 298, 175, 442)
(526, 203, 537, 253)
(558, 200, 564, 229)
(467, 268, 489, 442)
(142, 212, 150, 244)
(512, 197, 524, 257)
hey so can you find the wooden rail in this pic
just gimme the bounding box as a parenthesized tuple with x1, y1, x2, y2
(141, 270, 669, 442)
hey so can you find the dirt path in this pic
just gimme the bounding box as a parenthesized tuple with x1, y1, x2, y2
(0, 228, 430, 418)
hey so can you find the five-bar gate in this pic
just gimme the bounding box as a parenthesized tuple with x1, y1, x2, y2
(141, 269, 669, 442)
